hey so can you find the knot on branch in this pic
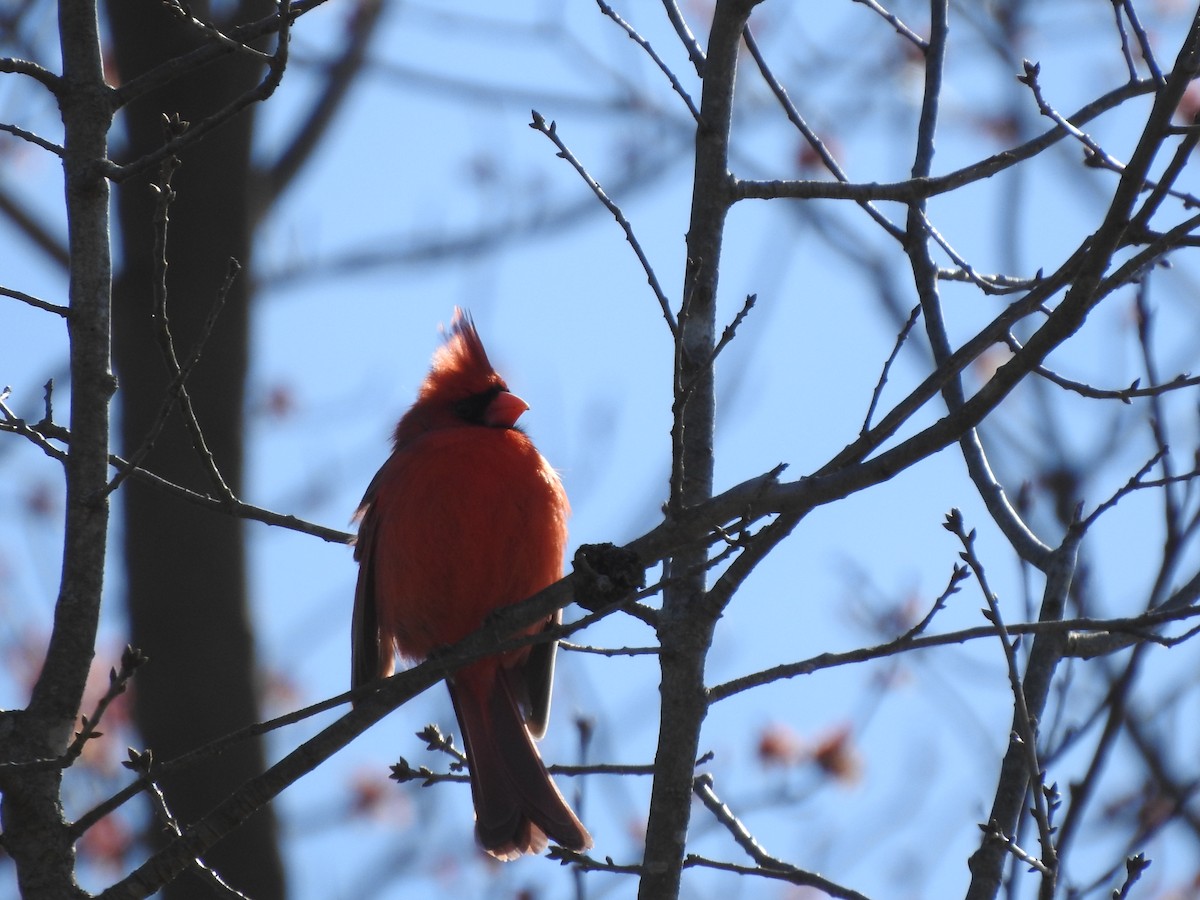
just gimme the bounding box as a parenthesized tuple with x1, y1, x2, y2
(572, 543, 645, 612)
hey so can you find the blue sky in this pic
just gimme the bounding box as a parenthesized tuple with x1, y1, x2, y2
(4, 2, 1200, 898)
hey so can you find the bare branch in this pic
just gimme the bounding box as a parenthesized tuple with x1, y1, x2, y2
(0, 120, 65, 156)
(142, 124, 237, 501)
(691, 774, 871, 900)
(707, 602, 1200, 704)
(559, 640, 660, 657)
(946, 510, 1060, 887)
(530, 110, 678, 334)
(680, 855, 872, 897)
(0, 284, 68, 316)
(0, 390, 68, 463)
(1019, 350, 1200, 402)
(1018, 59, 1127, 172)
(0, 406, 351, 543)
(1113, 0, 1165, 85)
(1113, 853, 1153, 899)
(741, 24, 903, 242)
(899, 561, 970, 641)
(58, 646, 147, 770)
(106, 249, 240, 498)
(708, 293, 755, 365)
(160, 0, 274, 62)
(1083, 448, 1170, 529)
(850, 0, 928, 51)
(597, 0, 700, 121)
(0, 55, 62, 92)
(660, 0, 705, 76)
(732, 78, 1159, 205)
(111, 0, 325, 110)
(860, 303, 920, 435)
(107, 1, 295, 184)
(124, 750, 254, 900)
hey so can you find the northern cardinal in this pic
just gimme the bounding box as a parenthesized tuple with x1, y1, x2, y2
(351, 310, 592, 859)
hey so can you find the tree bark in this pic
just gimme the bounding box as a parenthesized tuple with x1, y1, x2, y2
(0, 3, 113, 898)
(639, 3, 759, 898)
(105, 1, 284, 896)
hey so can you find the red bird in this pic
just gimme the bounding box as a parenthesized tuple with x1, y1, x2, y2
(352, 310, 592, 859)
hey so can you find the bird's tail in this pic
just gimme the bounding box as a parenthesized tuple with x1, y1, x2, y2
(447, 663, 593, 860)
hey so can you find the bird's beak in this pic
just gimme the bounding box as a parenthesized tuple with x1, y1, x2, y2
(485, 390, 530, 428)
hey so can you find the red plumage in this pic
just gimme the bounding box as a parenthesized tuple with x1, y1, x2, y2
(352, 310, 591, 859)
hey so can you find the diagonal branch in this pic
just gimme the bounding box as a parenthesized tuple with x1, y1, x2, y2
(598, 0, 700, 121)
(0, 55, 63, 92)
(732, 78, 1159, 206)
(1, 285, 68, 316)
(530, 110, 678, 334)
(143, 127, 236, 500)
(692, 774, 871, 900)
(106, 0, 294, 184)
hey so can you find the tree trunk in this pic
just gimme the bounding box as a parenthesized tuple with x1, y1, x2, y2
(106, 2, 284, 897)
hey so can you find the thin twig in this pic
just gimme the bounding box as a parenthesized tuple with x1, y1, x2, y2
(1018, 60, 1124, 171)
(0, 285, 69, 316)
(1003, 323, 1197, 403)
(1117, 0, 1164, 85)
(530, 110, 678, 334)
(850, 0, 928, 51)
(161, 0, 274, 61)
(1127, 115, 1200, 236)
(898, 562, 969, 641)
(1020, 353, 1200, 403)
(126, 750, 253, 900)
(0, 121, 65, 157)
(111, 0, 321, 111)
(1113, 853, 1152, 899)
(389, 756, 655, 787)
(681, 854, 871, 898)
(1082, 449, 1169, 529)
(0, 56, 63, 92)
(660, 0, 705, 76)
(733, 78, 1159, 205)
(1135, 278, 1182, 551)
(691, 774, 871, 899)
(58, 647, 147, 770)
(741, 25, 903, 243)
(936, 267, 1041, 293)
(946, 509, 1060, 885)
(913, 207, 1008, 292)
(0, 394, 68, 462)
(106, 255, 240, 498)
(559, 640, 660, 656)
(597, 0, 700, 121)
(676, 293, 758, 406)
(709, 293, 756, 364)
(144, 121, 237, 501)
(707, 600, 1200, 704)
(0, 408, 351, 543)
(106, 0, 294, 183)
(1110, 0, 1142, 83)
(977, 821, 1050, 876)
(861, 303, 921, 435)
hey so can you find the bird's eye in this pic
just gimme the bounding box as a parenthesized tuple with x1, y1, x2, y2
(454, 386, 503, 425)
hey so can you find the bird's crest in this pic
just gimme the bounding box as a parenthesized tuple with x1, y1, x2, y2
(422, 308, 500, 401)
